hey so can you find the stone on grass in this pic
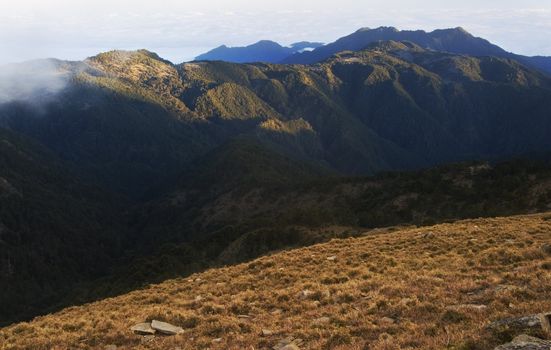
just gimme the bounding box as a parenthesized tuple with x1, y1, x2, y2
(150, 320, 184, 335)
(487, 313, 551, 339)
(494, 334, 551, 350)
(130, 322, 156, 335)
(541, 312, 551, 336)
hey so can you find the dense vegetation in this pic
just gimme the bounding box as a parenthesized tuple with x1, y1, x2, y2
(0, 128, 127, 322)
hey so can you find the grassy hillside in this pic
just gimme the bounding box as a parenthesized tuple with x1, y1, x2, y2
(1, 213, 549, 349)
(1, 130, 550, 327)
(53, 151, 551, 323)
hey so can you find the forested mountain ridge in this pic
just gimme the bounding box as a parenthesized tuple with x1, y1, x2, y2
(1, 38, 551, 325)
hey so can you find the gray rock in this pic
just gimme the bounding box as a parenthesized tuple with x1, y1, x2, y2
(488, 314, 541, 329)
(494, 335, 551, 350)
(130, 322, 156, 335)
(542, 243, 551, 255)
(541, 312, 551, 336)
(150, 320, 184, 335)
(488, 313, 551, 339)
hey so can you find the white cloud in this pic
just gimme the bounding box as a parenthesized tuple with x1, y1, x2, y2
(0, 60, 69, 104)
(0, 1, 550, 64)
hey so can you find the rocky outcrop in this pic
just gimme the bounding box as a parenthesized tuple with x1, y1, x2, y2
(488, 313, 551, 341)
(494, 335, 551, 350)
(130, 322, 156, 335)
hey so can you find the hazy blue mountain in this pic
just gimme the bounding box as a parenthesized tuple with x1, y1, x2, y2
(195, 40, 323, 63)
(283, 26, 551, 74)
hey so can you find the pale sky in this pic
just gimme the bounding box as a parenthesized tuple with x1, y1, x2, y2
(1, 0, 551, 64)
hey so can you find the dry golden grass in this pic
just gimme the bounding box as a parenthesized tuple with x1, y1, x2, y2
(1, 213, 550, 350)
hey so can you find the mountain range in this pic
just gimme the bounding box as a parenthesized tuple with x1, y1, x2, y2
(195, 27, 551, 75)
(1, 27, 551, 327)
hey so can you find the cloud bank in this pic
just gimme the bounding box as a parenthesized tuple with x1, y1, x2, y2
(0, 1, 550, 64)
(0, 60, 69, 104)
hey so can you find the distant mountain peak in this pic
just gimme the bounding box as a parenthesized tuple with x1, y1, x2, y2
(255, 40, 281, 45)
(431, 26, 473, 36)
(89, 49, 172, 65)
(195, 40, 322, 63)
(282, 25, 521, 66)
(355, 27, 371, 32)
(453, 26, 471, 34)
(356, 26, 399, 33)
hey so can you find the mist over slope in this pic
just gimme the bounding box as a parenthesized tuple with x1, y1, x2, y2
(0, 59, 72, 104)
